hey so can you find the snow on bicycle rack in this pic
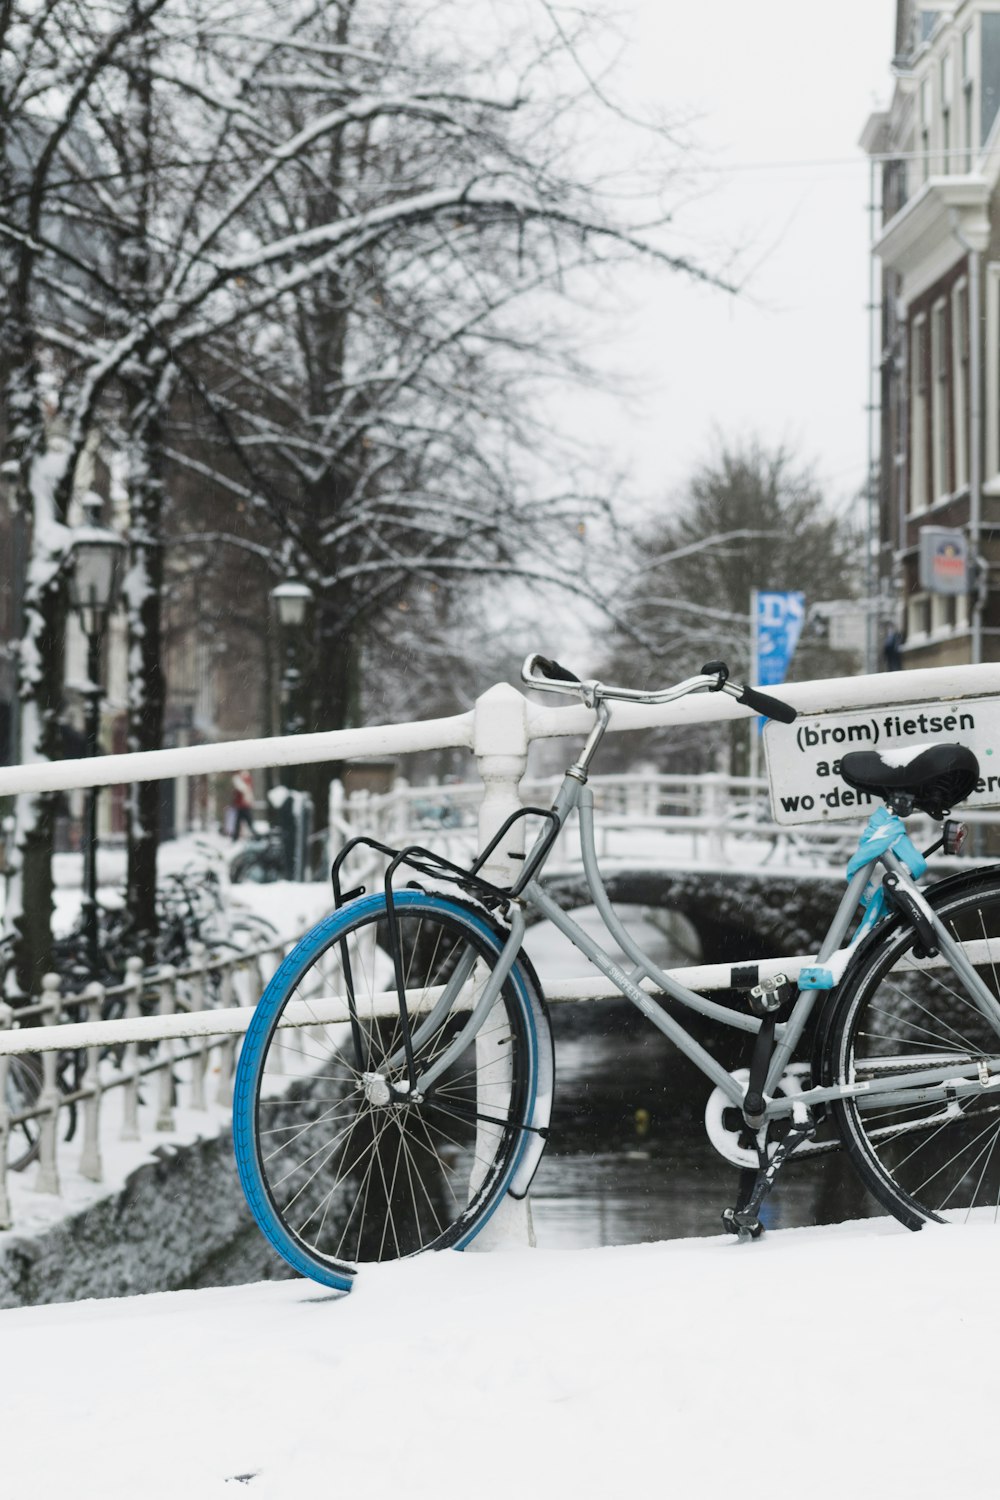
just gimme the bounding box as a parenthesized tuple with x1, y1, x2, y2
(1, 659, 999, 1239)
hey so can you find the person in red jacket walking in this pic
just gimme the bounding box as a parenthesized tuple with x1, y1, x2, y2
(231, 770, 255, 841)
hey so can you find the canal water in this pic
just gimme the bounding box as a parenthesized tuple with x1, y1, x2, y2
(522, 906, 879, 1246)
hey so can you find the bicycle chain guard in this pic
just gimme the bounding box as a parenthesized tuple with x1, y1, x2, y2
(704, 1063, 811, 1169)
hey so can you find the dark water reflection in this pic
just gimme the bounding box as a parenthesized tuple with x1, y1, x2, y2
(530, 998, 880, 1248)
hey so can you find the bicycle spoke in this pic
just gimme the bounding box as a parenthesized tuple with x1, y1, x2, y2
(835, 881, 1000, 1226)
(241, 896, 537, 1277)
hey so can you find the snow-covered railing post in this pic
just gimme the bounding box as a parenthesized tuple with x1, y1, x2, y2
(392, 777, 410, 838)
(351, 787, 371, 841)
(121, 958, 143, 1142)
(155, 967, 177, 1132)
(250, 953, 269, 1019)
(327, 778, 345, 855)
(701, 773, 725, 863)
(79, 982, 104, 1183)
(215, 967, 236, 1108)
(474, 684, 529, 884)
(472, 683, 533, 1251)
(34, 974, 62, 1196)
(188, 944, 209, 1112)
(0, 996, 12, 1228)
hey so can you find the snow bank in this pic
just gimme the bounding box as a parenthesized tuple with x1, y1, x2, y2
(0, 1115, 289, 1308)
(1, 1217, 994, 1499)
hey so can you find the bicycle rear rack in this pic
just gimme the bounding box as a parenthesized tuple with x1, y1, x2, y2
(329, 805, 560, 1087)
(329, 803, 560, 914)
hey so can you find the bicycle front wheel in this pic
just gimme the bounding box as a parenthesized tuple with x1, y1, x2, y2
(5, 1052, 42, 1171)
(233, 891, 547, 1290)
(829, 871, 1000, 1228)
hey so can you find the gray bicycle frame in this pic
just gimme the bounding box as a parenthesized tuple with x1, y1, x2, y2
(411, 695, 1000, 1123)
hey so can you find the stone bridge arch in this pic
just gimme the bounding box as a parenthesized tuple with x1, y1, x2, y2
(538, 868, 840, 966)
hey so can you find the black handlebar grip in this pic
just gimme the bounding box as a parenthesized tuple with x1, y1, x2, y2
(738, 684, 797, 724)
(534, 656, 581, 685)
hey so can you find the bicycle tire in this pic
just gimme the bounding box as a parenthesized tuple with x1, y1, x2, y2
(233, 890, 550, 1290)
(5, 1052, 43, 1171)
(828, 868, 1000, 1227)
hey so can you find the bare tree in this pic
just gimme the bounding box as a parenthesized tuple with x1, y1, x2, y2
(1, 0, 727, 977)
(600, 439, 862, 774)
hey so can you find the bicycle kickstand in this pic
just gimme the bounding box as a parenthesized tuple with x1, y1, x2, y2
(721, 1113, 815, 1241)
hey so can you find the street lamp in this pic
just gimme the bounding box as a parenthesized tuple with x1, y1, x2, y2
(270, 578, 314, 745)
(67, 498, 125, 974)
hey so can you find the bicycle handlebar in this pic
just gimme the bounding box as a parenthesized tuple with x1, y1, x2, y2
(520, 653, 797, 723)
(530, 655, 582, 686)
(732, 682, 797, 725)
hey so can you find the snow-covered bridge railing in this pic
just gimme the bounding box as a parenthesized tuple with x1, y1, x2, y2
(0, 660, 998, 1236)
(342, 768, 1000, 874)
(0, 932, 291, 1231)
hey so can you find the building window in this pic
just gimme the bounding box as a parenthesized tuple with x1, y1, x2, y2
(963, 25, 975, 164)
(920, 11, 941, 45)
(953, 279, 969, 490)
(907, 592, 932, 639)
(931, 593, 957, 634)
(911, 314, 929, 512)
(931, 298, 951, 500)
(981, 13, 1000, 144)
(941, 52, 953, 172)
(920, 76, 931, 181)
(885, 156, 907, 218)
(928, 592, 969, 635)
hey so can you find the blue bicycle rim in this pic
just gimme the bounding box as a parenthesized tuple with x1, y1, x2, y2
(233, 890, 540, 1292)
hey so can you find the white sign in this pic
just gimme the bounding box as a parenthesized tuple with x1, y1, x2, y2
(828, 612, 868, 653)
(763, 696, 1000, 825)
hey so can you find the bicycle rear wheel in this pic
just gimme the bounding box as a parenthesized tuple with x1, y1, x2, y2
(5, 1052, 42, 1171)
(233, 891, 549, 1290)
(829, 871, 1000, 1227)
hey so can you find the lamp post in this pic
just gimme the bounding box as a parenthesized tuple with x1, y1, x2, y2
(67, 499, 125, 974)
(270, 578, 314, 762)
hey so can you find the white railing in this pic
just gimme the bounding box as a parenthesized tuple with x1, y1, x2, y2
(334, 771, 864, 871)
(0, 934, 291, 1229)
(334, 769, 1000, 875)
(0, 660, 998, 1236)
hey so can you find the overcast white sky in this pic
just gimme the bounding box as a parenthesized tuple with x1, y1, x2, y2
(560, 0, 899, 519)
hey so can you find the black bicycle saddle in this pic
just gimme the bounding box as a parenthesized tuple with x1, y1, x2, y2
(838, 743, 980, 819)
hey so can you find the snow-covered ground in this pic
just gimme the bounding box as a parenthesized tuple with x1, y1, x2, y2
(2, 1216, 992, 1500)
(1, 824, 993, 1496)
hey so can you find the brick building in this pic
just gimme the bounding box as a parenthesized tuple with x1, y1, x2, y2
(863, 1, 1000, 668)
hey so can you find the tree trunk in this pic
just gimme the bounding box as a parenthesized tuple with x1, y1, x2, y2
(124, 420, 167, 964)
(295, 612, 358, 864)
(3, 445, 71, 998)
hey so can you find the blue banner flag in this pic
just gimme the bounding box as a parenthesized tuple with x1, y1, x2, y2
(754, 590, 805, 687)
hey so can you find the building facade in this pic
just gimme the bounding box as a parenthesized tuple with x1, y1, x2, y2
(864, 1, 1000, 668)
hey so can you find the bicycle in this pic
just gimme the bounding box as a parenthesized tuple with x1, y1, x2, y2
(233, 654, 999, 1292)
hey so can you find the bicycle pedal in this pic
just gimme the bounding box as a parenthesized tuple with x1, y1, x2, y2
(748, 973, 791, 1017)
